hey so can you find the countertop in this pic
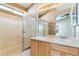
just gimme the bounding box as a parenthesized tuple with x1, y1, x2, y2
(31, 35, 79, 48)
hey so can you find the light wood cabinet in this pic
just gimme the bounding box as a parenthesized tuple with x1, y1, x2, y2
(62, 53, 74, 56)
(31, 40, 49, 56)
(50, 44, 79, 56)
(50, 50, 61, 56)
(38, 41, 49, 56)
(31, 39, 79, 56)
(31, 40, 39, 56)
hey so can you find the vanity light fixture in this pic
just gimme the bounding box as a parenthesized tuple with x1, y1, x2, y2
(38, 3, 64, 12)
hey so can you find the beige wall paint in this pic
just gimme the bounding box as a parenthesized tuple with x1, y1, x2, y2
(40, 9, 56, 35)
(0, 12, 22, 55)
(40, 9, 56, 23)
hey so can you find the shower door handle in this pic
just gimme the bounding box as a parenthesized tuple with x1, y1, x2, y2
(22, 31, 25, 33)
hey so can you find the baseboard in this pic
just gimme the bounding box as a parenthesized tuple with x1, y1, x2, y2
(23, 47, 31, 51)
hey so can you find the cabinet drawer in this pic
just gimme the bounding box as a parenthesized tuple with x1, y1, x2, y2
(50, 50, 61, 56)
(39, 41, 48, 46)
(50, 44, 79, 55)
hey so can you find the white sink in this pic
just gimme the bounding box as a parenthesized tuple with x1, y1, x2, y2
(53, 38, 72, 43)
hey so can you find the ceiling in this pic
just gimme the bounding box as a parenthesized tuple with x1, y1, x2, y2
(18, 3, 33, 8)
(18, 3, 64, 15)
(7, 3, 65, 17)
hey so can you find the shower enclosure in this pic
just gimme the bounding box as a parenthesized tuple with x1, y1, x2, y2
(22, 14, 50, 50)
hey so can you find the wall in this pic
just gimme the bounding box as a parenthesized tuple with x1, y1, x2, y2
(40, 9, 56, 23)
(0, 12, 22, 55)
(27, 3, 41, 17)
(40, 9, 56, 35)
(48, 23, 56, 35)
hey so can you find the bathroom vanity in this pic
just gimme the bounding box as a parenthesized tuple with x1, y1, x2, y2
(31, 4, 79, 56)
(31, 36, 79, 56)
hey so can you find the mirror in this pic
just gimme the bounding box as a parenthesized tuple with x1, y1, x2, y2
(56, 3, 76, 37)
(38, 20, 45, 36)
(37, 19, 55, 36)
(77, 3, 79, 25)
(37, 19, 49, 36)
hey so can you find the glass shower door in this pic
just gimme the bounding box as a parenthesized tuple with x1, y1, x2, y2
(22, 14, 36, 50)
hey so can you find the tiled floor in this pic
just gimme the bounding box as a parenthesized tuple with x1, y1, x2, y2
(17, 49, 31, 56)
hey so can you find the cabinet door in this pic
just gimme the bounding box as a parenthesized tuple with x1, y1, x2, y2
(38, 41, 49, 56)
(50, 50, 61, 56)
(62, 53, 74, 56)
(31, 40, 39, 56)
(50, 44, 79, 55)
